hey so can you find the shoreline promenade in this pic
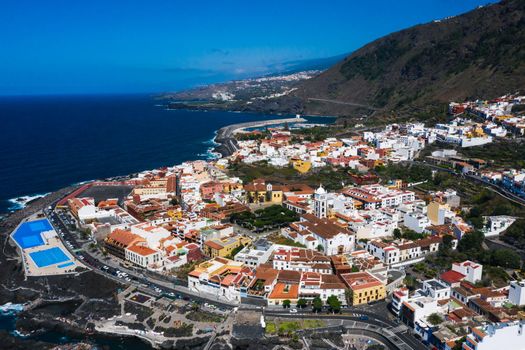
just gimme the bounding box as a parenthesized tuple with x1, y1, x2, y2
(213, 117, 306, 157)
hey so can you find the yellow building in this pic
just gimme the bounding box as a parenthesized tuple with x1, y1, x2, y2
(427, 201, 450, 226)
(387, 179, 403, 190)
(203, 235, 252, 258)
(167, 208, 182, 220)
(291, 159, 312, 173)
(244, 179, 283, 204)
(341, 271, 386, 306)
(223, 182, 243, 193)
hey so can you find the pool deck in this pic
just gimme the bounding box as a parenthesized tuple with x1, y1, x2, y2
(10, 213, 84, 277)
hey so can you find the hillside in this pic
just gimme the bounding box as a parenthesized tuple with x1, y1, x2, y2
(160, 53, 348, 109)
(289, 0, 525, 119)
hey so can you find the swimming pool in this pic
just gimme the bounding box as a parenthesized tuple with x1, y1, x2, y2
(29, 247, 70, 268)
(12, 219, 52, 249)
(57, 261, 75, 268)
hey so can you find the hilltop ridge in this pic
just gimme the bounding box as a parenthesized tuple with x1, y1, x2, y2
(288, 0, 525, 119)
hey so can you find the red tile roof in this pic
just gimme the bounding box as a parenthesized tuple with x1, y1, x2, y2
(440, 270, 466, 284)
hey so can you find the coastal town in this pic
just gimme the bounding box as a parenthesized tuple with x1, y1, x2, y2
(4, 93, 525, 350)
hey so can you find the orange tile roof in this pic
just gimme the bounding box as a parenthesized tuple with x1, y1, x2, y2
(106, 229, 144, 248)
(340, 271, 383, 291)
(268, 282, 299, 300)
(127, 244, 158, 257)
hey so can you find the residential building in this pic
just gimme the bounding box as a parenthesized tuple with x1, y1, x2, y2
(452, 261, 482, 284)
(340, 271, 386, 305)
(203, 235, 252, 258)
(272, 246, 332, 274)
(508, 280, 525, 306)
(104, 229, 145, 260)
(464, 322, 525, 350)
(125, 244, 162, 268)
(234, 239, 276, 267)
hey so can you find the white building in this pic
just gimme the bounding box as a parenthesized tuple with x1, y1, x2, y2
(482, 216, 516, 237)
(508, 280, 525, 306)
(451, 261, 482, 284)
(465, 321, 525, 350)
(234, 241, 276, 267)
(125, 244, 162, 268)
(422, 279, 451, 301)
(314, 185, 328, 218)
(404, 212, 431, 233)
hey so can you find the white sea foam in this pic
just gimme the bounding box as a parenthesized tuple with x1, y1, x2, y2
(7, 193, 51, 211)
(0, 302, 25, 315)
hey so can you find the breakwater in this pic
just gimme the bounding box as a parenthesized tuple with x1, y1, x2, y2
(213, 117, 306, 156)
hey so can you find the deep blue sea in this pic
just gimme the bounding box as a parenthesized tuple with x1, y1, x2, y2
(0, 312, 153, 349)
(0, 94, 334, 215)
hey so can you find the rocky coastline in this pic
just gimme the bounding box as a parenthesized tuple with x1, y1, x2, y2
(0, 116, 304, 350)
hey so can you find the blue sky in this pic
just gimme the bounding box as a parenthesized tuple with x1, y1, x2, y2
(1, 0, 494, 95)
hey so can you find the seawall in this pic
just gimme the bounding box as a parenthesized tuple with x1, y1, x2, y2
(213, 117, 306, 157)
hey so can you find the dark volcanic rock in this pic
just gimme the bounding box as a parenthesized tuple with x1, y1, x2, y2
(0, 330, 54, 350)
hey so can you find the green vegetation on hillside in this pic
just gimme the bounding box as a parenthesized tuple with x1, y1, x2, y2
(230, 205, 298, 231)
(228, 162, 353, 192)
(292, 0, 525, 119)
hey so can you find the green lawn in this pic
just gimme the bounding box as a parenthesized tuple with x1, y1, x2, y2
(265, 319, 326, 334)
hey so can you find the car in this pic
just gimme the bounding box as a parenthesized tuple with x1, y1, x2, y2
(358, 315, 369, 321)
(289, 308, 298, 313)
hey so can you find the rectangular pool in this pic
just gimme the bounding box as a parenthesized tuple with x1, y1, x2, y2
(29, 247, 70, 268)
(12, 219, 52, 249)
(57, 261, 75, 268)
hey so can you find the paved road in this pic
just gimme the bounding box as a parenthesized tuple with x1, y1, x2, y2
(46, 206, 427, 349)
(46, 209, 238, 310)
(262, 309, 425, 350)
(307, 98, 379, 111)
(406, 160, 525, 206)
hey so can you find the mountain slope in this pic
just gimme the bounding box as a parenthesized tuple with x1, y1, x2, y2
(292, 0, 525, 118)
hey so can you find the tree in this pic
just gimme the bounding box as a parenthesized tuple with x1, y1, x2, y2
(441, 234, 454, 251)
(312, 296, 323, 313)
(404, 276, 417, 290)
(190, 302, 200, 312)
(316, 244, 324, 252)
(296, 299, 307, 309)
(345, 290, 354, 305)
(427, 313, 443, 326)
(457, 231, 484, 254)
(393, 228, 402, 240)
(452, 337, 466, 350)
(326, 295, 341, 313)
(282, 299, 291, 309)
(491, 249, 521, 269)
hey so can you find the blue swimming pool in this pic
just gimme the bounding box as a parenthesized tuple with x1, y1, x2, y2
(12, 219, 52, 249)
(57, 261, 75, 268)
(29, 247, 70, 268)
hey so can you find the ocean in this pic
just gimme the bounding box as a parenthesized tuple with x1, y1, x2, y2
(0, 94, 334, 215)
(0, 311, 153, 349)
